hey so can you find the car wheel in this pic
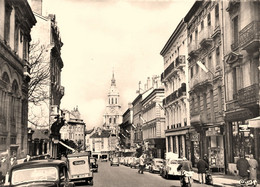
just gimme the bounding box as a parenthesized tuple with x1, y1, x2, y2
(88, 179, 93, 186)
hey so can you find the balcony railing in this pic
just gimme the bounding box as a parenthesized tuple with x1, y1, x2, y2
(190, 71, 213, 90)
(188, 41, 199, 57)
(237, 83, 259, 107)
(198, 26, 213, 48)
(164, 83, 186, 106)
(239, 21, 260, 52)
(163, 61, 175, 79)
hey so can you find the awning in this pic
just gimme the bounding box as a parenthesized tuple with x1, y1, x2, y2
(248, 116, 260, 128)
(58, 141, 76, 152)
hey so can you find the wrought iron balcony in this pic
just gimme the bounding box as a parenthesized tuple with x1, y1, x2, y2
(239, 21, 260, 52)
(190, 71, 213, 90)
(237, 83, 259, 107)
(188, 41, 199, 57)
(199, 26, 213, 48)
(163, 61, 175, 79)
(164, 83, 186, 106)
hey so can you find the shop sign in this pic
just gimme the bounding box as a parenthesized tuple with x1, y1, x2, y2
(206, 127, 222, 136)
(190, 132, 200, 141)
(239, 124, 250, 132)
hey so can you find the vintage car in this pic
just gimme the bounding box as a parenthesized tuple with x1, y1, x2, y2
(160, 158, 183, 179)
(90, 157, 98, 172)
(67, 152, 93, 185)
(119, 157, 125, 165)
(101, 154, 108, 162)
(8, 159, 75, 187)
(149, 158, 164, 173)
(110, 157, 120, 166)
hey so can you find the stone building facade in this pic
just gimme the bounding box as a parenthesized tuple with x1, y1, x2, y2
(223, 0, 260, 175)
(141, 76, 165, 159)
(184, 1, 225, 170)
(160, 19, 191, 160)
(0, 0, 36, 158)
(28, 0, 65, 158)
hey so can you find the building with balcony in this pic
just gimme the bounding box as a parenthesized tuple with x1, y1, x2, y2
(184, 0, 225, 170)
(0, 0, 36, 159)
(141, 76, 165, 159)
(160, 19, 190, 160)
(60, 107, 86, 151)
(223, 0, 260, 176)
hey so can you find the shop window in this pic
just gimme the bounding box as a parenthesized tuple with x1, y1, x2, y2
(207, 13, 211, 26)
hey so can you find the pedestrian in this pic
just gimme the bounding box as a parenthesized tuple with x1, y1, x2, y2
(138, 154, 145, 174)
(24, 154, 31, 162)
(0, 156, 9, 184)
(203, 154, 209, 165)
(197, 157, 209, 184)
(248, 154, 258, 180)
(236, 154, 250, 179)
(177, 157, 193, 172)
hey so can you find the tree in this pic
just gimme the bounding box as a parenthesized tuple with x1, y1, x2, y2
(28, 41, 51, 128)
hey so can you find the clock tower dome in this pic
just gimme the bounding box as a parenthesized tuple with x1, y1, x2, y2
(103, 71, 122, 134)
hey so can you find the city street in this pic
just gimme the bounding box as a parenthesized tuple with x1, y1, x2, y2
(77, 161, 214, 187)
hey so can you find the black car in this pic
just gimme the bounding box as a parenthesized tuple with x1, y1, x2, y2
(90, 157, 98, 172)
(8, 159, 75, 187)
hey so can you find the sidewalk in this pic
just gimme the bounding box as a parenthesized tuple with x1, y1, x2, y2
(192, 170, 260, 187)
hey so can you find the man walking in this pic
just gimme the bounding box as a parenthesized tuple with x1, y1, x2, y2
(138, 154, 145, 174)
(236, 154, 250, 179)
(197, 157, 209, 184)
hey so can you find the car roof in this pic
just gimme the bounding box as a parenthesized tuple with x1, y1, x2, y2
(11, 159, 67, 171)
(67, 152, 91, 158)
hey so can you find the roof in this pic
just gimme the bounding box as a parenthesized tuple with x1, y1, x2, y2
(90, 130, 111, 138)
(10, 160, 66, 171)
(85, 128, 95, 134)
(184, 1, 203, 23)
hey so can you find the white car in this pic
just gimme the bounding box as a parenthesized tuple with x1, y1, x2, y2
(161, 159, 182, 178)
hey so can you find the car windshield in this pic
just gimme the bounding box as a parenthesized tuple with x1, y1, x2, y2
(11, 167, 58, 185)
(113, 157, 119, 161)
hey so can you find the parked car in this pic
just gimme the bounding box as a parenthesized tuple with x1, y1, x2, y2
(119, 157, 125, 165)
(8, 159, 75, 187)
(110, 157, 120, 166)
(149, 158, 164, 173)
(90, 157, 98, 172)
(67, 152, 93, 185)
(130, 157, 139, 168)
(127, 157, 134, 167)
(160, 158, 182, 179)
(101, 154, 108, 162)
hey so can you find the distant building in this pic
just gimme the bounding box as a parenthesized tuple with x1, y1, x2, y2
(60, 107, 86, 150)
(85, 128, 95, 151)
(141, 76, 166, 158)
(89, 127, 111, 159)
(0, 0, 36, 158)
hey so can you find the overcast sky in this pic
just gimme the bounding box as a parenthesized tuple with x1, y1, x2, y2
(43, 0, 195, 130)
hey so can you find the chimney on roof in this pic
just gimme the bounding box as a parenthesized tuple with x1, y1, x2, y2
(30, 0, 43, 15)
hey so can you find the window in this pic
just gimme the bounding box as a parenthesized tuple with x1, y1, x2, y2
(115, 98, 117, 104)
(232, 68, 237, 97)
(218, 86, 223, 113)
(195, 29, 198, 41)
(14, 20, 19, 52)
(109, 118, 111, 123)
(114, 118, 116, 124)
(203, 93, 207, 112)
(189, 34, 192, 44)
(207, 13, 211, 26)
(208, 54, 212, 70)
(233, 16, 239, 44)
(215, 3, 219, 26)
(4, 4, 11, 43)
(201, 20, 204, 30)
(191, 66, 194, 78)
(210, 90, 215, 122)
(197, 95, 201, 113)
(216, 46, 220, 65)
(111, 98, 113, 104)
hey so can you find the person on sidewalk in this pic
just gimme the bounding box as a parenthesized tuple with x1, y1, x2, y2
(236, 154, 250, 179)
(248, 154, 258, 180)
(197, 157, 209, 184)
(138, 154, 145, 174)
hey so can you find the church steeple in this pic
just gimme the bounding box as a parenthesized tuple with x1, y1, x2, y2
(111, 70, 116, 86)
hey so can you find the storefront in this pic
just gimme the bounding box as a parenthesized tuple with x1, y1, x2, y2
(205, 127, 225, 172)
(187, 130, 200, 167)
